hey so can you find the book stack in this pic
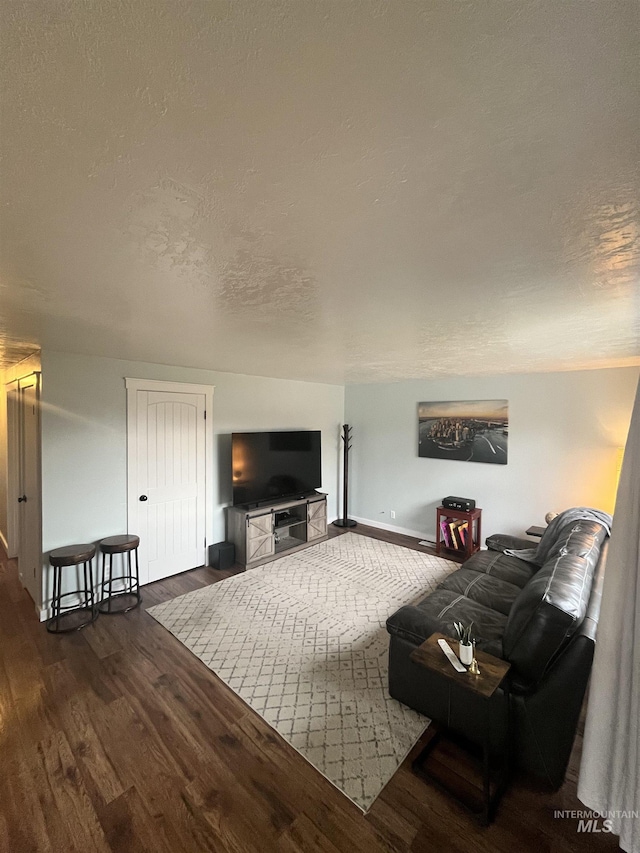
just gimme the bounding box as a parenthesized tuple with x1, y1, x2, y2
(439, 516, 469, 551)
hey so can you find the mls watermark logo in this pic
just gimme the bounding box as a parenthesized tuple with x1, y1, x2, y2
(576, 817, 614, 834)
(554, 809, 639, 834)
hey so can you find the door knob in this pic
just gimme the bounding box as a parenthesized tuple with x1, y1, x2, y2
(139, 495, 148, 501)
(18, 495, 27, 503)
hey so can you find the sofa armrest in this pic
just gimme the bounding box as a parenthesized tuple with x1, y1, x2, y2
(486, 533, 534, 552)
(386, 605, 439, 646)
(511, 633, 595, 787)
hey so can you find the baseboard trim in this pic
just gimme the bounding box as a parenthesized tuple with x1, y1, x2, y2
(349, 515, 435, 543)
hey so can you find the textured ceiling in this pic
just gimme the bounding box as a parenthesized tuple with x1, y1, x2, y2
(1, 1, 639, 383)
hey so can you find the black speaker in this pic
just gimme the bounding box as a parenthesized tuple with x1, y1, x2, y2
(442, 496, 476, 512)
(209, 541, 235, 570)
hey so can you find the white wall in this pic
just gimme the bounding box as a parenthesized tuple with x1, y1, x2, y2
(40, 350, 344, 613)
(345, 367, 639, 540)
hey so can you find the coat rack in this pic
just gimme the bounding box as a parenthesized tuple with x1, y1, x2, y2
(333, 424, 357, 528)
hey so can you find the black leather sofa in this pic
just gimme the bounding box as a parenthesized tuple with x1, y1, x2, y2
(386, 509, 610, 788)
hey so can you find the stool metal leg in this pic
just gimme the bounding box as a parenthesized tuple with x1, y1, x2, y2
(50, 565, 61, 633)
(55, 564, 61, 632)
(126, 549, 142, 606)
(108, 553, 115, 610)
(100, 552, 116, 614)
(104, 554, 110, 611)
(101, 550, 106, 610)
(86, 558, 97, 619)
(83, 560, 90, 611)
(81, 557, 97, 624)
(134, 547, 141, 604)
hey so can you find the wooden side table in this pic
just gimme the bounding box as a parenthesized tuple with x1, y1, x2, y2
(436, 506, 482, 562)
(410, 632, 511, 824)
(526, 525, 546, 539)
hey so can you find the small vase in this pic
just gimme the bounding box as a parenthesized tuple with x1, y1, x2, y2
(459, 642, 473, 666)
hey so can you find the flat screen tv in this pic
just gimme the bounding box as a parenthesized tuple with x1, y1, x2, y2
(232, 430, 322, 506)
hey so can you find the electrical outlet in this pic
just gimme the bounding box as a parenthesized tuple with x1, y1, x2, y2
(390, 510, 396, 519)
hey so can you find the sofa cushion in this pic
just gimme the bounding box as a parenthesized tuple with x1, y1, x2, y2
(386, 588, 507, 658)
(502, 521, 607, 684)
(462, 550, 538, 588)
(439, 569, 523, 616)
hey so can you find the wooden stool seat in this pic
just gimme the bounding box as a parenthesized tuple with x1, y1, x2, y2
(50, 543, 96, 566)
(47, 544, 98, 633)
(99, 534, 140, 554)
(98, 534, 142, 614)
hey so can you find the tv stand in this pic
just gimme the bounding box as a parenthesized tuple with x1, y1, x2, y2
(227, 493, 328, 569)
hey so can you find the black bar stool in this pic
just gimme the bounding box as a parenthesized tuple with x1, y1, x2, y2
(98, 534, 142, 614)
(47, 543, 98, 633)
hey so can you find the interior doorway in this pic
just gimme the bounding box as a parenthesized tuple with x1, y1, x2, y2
(6, 370, 43, 609)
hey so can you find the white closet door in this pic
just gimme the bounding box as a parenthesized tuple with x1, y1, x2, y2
(17, 375, 42, 604)
(130, 389, 206, 585)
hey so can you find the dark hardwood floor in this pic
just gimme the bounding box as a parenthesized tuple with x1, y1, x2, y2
(0, 526, 617, 852)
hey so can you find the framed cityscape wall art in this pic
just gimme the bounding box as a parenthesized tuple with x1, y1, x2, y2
(418, 400, 509, 464)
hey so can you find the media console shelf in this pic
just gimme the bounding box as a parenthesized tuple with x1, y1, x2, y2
(227, 493, 328, 568)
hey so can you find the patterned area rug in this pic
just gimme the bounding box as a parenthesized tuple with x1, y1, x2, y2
(148, 533, 456, 811)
